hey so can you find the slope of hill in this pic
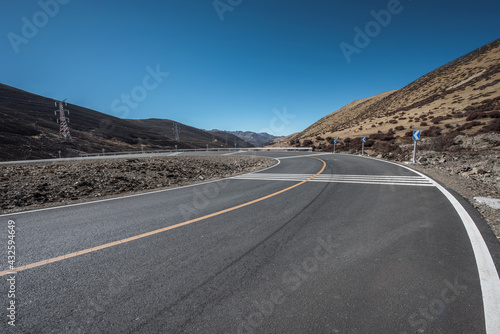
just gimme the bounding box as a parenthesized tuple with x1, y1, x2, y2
(228, 131, 278, 147)
(0, 84, 252, 161)
(295, 38, 500, 148)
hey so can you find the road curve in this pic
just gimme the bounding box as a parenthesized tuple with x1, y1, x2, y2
(1, 152, 499, 333)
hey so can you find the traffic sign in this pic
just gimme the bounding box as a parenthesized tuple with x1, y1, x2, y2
(413, 130, 421, 141)
(362, 137, 367, 143)
(333, 139, 337, 144)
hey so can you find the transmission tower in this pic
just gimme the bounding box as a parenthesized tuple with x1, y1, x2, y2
(54, 99, 71, 139)
(173, 123, 180, 142)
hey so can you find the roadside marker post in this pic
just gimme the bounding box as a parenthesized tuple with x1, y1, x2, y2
(361, 137, 367, 156)
(333, 139, 337, 153)
(412, 130, 421, 163)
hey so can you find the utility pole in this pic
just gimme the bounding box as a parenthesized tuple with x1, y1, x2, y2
(54, 99, 71, 139)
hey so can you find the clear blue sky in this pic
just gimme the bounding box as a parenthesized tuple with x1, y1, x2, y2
(1, 0, 499, 136)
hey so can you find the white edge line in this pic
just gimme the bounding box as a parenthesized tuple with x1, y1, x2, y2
(357, 154, 500, 334)
(0, 157, 282, 218)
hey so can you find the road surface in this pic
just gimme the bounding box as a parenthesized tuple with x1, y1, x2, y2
(1, 152, 499, 333)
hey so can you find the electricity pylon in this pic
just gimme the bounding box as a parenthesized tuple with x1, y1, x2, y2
(54, 99, 71, 139)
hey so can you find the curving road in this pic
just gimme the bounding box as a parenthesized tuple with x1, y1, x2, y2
(1, 152, 499, 333)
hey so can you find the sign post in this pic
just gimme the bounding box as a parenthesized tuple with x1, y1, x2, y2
(333, 139, 337, 153)
(361, 137, 367, 156)
(412, 130, 421, 163)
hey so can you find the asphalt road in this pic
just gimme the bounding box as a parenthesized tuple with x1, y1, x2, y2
(1, 152, 499, 333)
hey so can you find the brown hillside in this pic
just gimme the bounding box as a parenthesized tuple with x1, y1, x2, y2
(0, 84, 252, 161)
(295, 38, 500, 146)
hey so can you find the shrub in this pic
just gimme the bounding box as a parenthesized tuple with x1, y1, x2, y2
(302, 140, 314, 147)
(420, 122, 428, 126)
(388, 119, 398, 124)
(422, 126, 442, 137)
(432, 116, 446, 124)
(465, 111, 488, 121)
(488, 111, 500, 118)
(477, 119, 500, 133)
(395, 126, 405, 131)
(455, 121, 482, 131)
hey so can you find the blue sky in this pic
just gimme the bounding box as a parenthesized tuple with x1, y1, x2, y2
(1, 0, 499, 135)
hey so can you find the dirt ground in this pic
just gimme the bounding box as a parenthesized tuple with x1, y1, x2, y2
(408, 150, 500, 241)
(0, 156, 276, 214)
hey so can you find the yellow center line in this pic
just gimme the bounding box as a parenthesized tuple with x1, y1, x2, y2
(0, 157, 326, 277)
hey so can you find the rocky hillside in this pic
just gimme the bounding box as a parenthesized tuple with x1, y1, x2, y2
(293, 38, 500, 149)
(0, 84, 252, 161)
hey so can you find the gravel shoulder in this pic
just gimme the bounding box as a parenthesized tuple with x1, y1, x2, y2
(0, 155, 276, 215)
(403, 150, 500, 241)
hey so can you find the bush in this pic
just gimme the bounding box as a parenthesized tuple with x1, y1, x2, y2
(477, 119, 500, 133)
(302, 140, 313, 147)
(488, 111, 500, 118)
(465, 111, 488, 121)
(455, 121, 482, 131)
(395, 126, 405, 131)
(316, 136, 324, 141)
(420, 122, 428, 126)
(432, 116, 446, 124)
(388, 119, 398, 124)
(422, 126, 442, 137)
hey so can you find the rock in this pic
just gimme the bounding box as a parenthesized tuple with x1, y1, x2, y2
(474, 197, 500, 209)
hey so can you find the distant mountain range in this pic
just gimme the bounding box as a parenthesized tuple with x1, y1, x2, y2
(227, 131, 279, 147)
(0, 84, 253, 161)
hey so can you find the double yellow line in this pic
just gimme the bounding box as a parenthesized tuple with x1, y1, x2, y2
(0, 157, 326, 277)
